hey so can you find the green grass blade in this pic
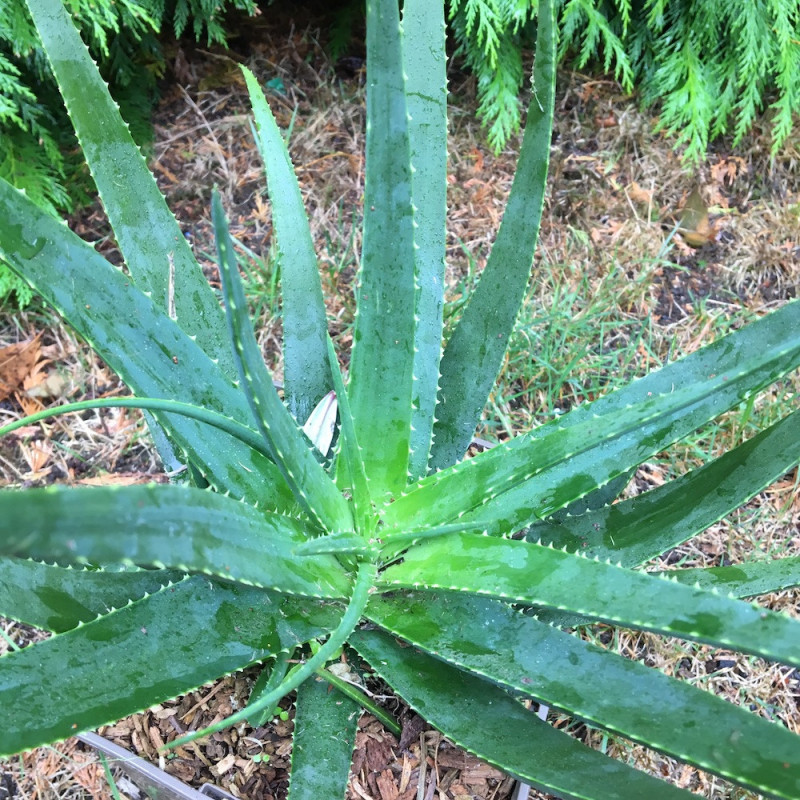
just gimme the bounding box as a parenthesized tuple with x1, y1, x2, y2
(430, 0, 557, 471)
(289, 676, 360, 800)
(402, 0, 447, 480)
(212, 190, 353, 532)
(25, 0, 234, 377)
(384, 301, 800, 532)
(526, 408, 800, 566)
(378, 534, 800, 668)
(350, 628, 692, 800)
(0, 558, 184, 633)
(0, 180, 295, 509)
(662, 558, 800, 598)
(367, 593, 800, 799)
(0, 576, 340, 756)
(0, 485, 351, 599)
(347, 0, 416, 500)
(240, 65, 332, 424)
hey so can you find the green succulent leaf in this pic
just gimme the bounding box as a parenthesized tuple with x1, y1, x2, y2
(550, 467, 635, 520)
(289, 676, 360, 800)
(0, 397, 271, 459)
(3, 2, 798, 795)
(402, 0, 448, 480)
(24, 0, 235, 377)
(367, 593, 800, 799)
(430, 0, 557, 470)
(294, 531, 373, 557)
(0, 576, 340, 757)
(0, 180, 294, 509)
(378, 534, 800, 668)
(348, 0, 416, 500)
(351, 628, 692, 800)
(526, 407, 800, 567)
(241, 65, 332, 424)
(386, 300, 800, 532)
(0, 484, 351, 599)
(0, 558, 184, 633)
(662, 557, 800, 598)
(326, 337, 373, 534)
(246, 650, 294, 727)
(212, 190, 353, 533)
(317, 657, 401, 736)
(168, 560, 376, 748)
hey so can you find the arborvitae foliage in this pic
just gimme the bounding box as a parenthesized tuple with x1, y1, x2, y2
(5, 0, 796, 305)
(0, 0, 256, 306)
(450, 0, 799, 158)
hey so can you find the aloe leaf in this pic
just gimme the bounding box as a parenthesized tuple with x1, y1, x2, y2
(549, 467, 634, 520)
(168, 560, 377, 747)
(246, 650, 293, 726)
(385, 301, 800, 532)
(430, 0, 557, 471)
(0, 181, 295, 509)
(240, 65, 332, 423)
(212, 190, 353, 533)
(347, 0, 416, 500)
(24, 0, 234, 377)
(377, 521, 491, 560)
(0, 576, 340, 756)
(378, 534, 800, 668)
(294, 531, 372, 557)
(0, 484, 352, 599)
(0, 397, 271, 458)
(317, 659, 401, 736)
(526, 408, 800, 566)
(0, 558, 184, 633)
(367, 593, 800, 799)
(326, 337, 373, 534)
(350, 628, 692, 800)
(662, 558, 800, 598)
(402, 0, 447, 480)
(144, 409, 186, 475)
(289, 676, 360, 800)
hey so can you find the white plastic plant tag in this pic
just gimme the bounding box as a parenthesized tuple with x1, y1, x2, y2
(302, 390, 338, 456)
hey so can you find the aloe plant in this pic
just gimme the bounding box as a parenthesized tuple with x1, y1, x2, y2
(1, 0, 799, 797)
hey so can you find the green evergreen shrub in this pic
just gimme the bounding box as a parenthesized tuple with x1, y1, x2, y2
(5, 0, 796, 306)
(451, 0, 800, 158)
(0, 0, 257, 307)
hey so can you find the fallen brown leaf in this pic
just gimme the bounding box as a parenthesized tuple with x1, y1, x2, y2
(23, 356, 66, 400)
(17, 439, 53, 479)
(594, 112, 617, 128)
(627, 181, 653, 207)
(711, 156, 748, 187)
(0, 335, 41, 403)
(677, 187, 718, 247)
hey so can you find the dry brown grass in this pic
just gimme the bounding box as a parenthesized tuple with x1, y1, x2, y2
(1, 4, 799, 799)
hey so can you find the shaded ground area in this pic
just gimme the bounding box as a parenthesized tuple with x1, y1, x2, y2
(1, 1, 799, 798)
